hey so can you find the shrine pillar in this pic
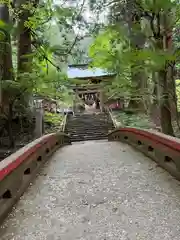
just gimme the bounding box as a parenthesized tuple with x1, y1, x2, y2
(73, 88, 78, 113)
(99, 90, 105, 112)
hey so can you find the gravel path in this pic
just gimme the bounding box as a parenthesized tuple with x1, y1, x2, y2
(1, 140, 180, 240)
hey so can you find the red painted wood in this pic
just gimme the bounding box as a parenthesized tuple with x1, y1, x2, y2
(111, 128, 180, 152)
(0, 135, 56, 181)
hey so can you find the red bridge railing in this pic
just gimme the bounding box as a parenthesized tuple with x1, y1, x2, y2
(108, 128, 180, 181)
(0, 132, 71, 224)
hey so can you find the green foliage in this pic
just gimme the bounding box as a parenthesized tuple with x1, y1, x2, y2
(1, 0, 180, 140)
(88, 0, 180, 101)
(0, 0, 95, 147)
(89, 27, 127, 70)
(113, 111, 154, 129)
(176, 79, 180, 110)
(44, 111, 63, 126)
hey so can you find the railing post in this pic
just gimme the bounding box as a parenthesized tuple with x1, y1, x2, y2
(34, 100, 44, 138)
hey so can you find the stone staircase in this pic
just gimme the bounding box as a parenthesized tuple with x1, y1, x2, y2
(65, 112, 114, 142)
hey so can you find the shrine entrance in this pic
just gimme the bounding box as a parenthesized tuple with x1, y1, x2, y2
(73, 86, 105, 113)
(67, 64, 116, 113)
(78, 91, 100, 108)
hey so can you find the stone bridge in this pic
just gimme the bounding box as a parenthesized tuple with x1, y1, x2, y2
(1, 123, 180, 239)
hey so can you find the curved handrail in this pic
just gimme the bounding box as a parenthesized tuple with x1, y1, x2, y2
(0, 132, 71, 223)
(108, 127, 180, 181)
(0, 134, 54, 181)
(104, 106, 121, 128)
(108, 127, 180, 151)
(60, 114, 68, 133)
(0, 132, 70, 181)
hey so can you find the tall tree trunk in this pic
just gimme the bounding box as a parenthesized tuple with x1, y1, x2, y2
(155, 39, 174, 135)
(0, 4, 15, 146)
(18, 25, 32, 72)
(148, 8, 175, 136)
(109, 0, 147, 111)
(163, 15, 179, 127)
(126, 0, 147, 111)
(151, 72, 161, 127)
(158, 12, 175, 136)
(159, 68, 174, 135)
(0, 3, 14, 109)
(0, 4, 14, 80)
(17, 1, 32, 73)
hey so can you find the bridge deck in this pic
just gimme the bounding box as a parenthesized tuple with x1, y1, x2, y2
(1, 141, 180, 239)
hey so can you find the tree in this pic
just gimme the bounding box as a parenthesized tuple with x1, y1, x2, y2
(0, 0, 85, 148)
(15, 0, 34, 72)
(0, 3, 14, 81)
(137, 0, 177, 135)
(89, 0, 180, 136)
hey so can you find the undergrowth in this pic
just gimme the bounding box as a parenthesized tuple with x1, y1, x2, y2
(44, 111, 63, 133)
(112, 111, 155, 129)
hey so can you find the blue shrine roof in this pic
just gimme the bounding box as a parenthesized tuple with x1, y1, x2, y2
(67, 64, 113, 79)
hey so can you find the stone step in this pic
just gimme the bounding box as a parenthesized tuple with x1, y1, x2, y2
(68, 117, 109, 121)
(70, 118, 109, 120)
(66, 127, 110, 131)
(66, 123, 113, 127)
(67, 124, 110, 127)
(67, 121, 110, 124)
(69, 131, 109, 134)
(66, 124, 114, 129)
(70, 135, 107, 142)
(69, 131, 108, 135)
(68, 118, 110, 121)
(67, 130, 112, 134)
(70, 134, 107, 137)
(66, 128, 111, 132)
(70, 133, 108, 138)
(67, 132, 109, 135)
(67, 122, 111, 125)
(71, 116, 109, 118)
(66, 113, 114, 142)
(69, 115, 108, 118)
